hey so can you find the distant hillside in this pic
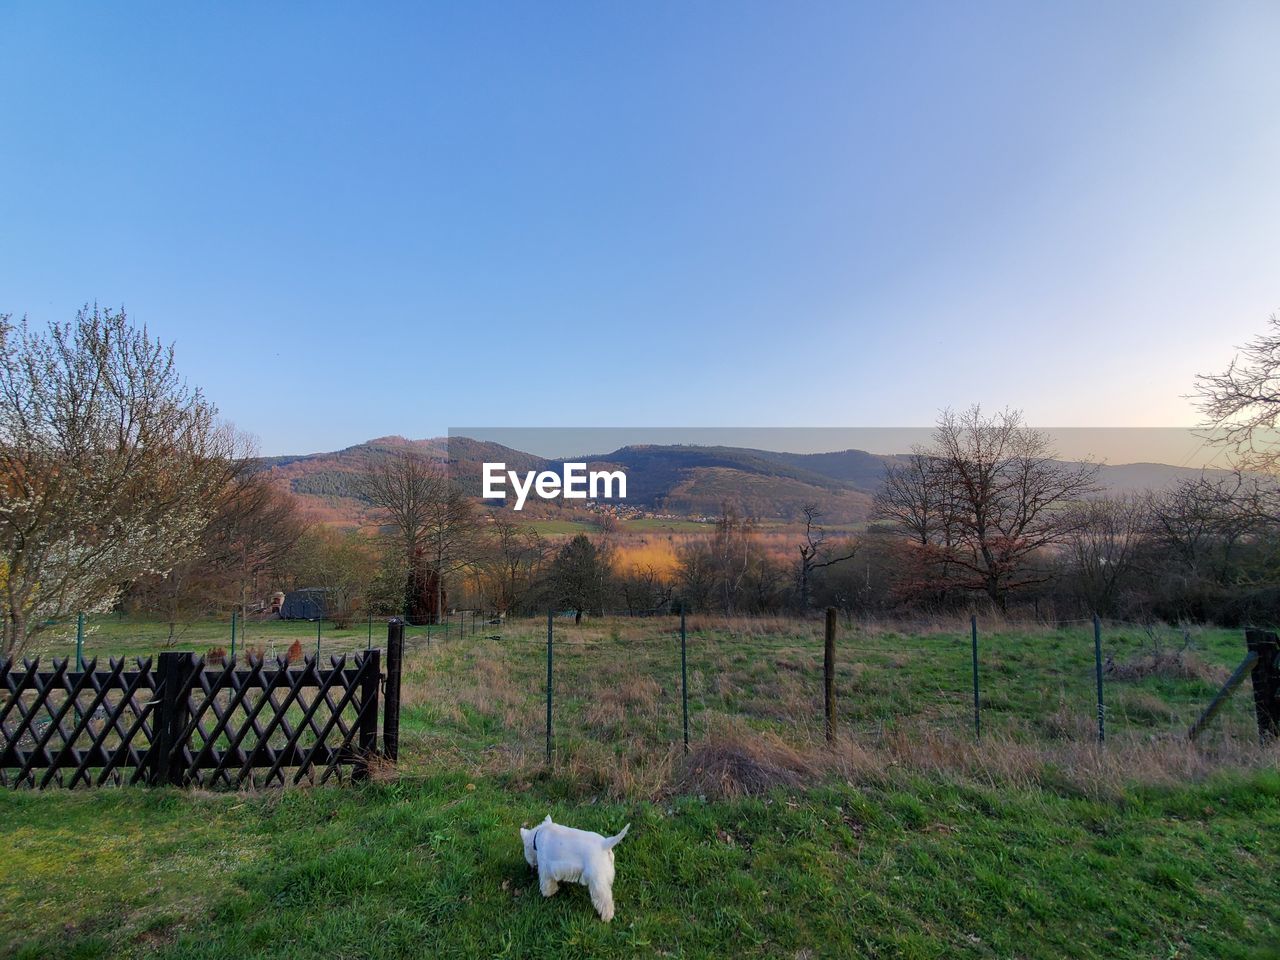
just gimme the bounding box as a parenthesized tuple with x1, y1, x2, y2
(250, 435, 541, 526)
(253, 436, 1241, 529)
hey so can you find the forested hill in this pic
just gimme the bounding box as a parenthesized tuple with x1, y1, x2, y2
(250, 437, 1236, 528)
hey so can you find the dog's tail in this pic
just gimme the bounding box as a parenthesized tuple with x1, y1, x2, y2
(602, 823, 630, 850)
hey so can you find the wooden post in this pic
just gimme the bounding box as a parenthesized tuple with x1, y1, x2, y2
(383, 619, 404, 762)
(680, 604, 689, 752)
(316, 617, 322, 661)
(824, 607, 837, 743)
(970, 615, 981, 740)
(1245, 629, 1280, 743)
(75, 612, 84, 671)
(355, 648, 381, 779)
(1189, 651, 1259, 741)
(230, 609, 238, 661)
(1093, 615, 1105, 744)
(153, 651, 192, 786)
(546, 609, 554, 764)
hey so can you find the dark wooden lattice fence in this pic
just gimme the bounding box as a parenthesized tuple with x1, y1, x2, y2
(0, 631, 399, 788)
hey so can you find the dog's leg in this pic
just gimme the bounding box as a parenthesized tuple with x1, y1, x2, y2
(587, 876, 615, 922)
(538, 864, 560, 898)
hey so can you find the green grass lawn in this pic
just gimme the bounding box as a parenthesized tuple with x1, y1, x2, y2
(2, 771, 1277, 959)
(3, 616, 1278, 958)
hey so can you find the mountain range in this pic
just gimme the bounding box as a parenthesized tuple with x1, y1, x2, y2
(252, 436, 1231, 530)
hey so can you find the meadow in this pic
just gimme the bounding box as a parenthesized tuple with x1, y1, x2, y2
(2, 615, 1277, 958)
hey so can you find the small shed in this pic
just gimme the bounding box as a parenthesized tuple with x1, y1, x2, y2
(280, 588, 329, 620)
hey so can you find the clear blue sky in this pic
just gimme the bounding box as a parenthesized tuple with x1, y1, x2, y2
(2, 2, 1278, 455)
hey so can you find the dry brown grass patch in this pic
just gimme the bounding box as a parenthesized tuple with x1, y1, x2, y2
(681, 723, 818, 798)
(1109, 649, 1226, 685)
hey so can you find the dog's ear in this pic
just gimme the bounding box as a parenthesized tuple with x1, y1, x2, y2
(519, 827, 530, 841)
(543, 814, 553, 825)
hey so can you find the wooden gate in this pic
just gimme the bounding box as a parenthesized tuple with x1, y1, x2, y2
(0, 625, 403, 789)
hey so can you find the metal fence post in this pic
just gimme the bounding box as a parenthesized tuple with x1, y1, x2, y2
(1093, 615, 1105, 744)
(680, 604, 689, 753)
(971, 615, 981, 740)
(824, 607, 837, 743)
(384, 619, 404, 762)
(546, 609, 554, 764)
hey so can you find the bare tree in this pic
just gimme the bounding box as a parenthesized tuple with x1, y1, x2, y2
(0, 307, 234, 654)
(877, 406, 1098, 610)
(477, 516, 548, 615)
(1147, 473, 1277, 585)
(131, 468, 307, 641)
(710, 502, 756, 613)
(421, 483, 483, 618)
(358, 450, 442, 565)
(874, 451, 959, 547)
(1196, 312, 1280, 472)
(796, 503, 858, 609)
(357, 449, 453, 620)
(1062, 493, 1149, 616)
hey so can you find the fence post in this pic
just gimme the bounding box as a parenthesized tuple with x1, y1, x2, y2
(680, 604, 689, 753)
(355, 647, 381, 779)
(153, 651, 191, 786)
(75, 612, 85, 671)
(824, 607, 837, 743)
(316, 618, 322, 661)
(1245, 629, 1280, 743)
(367, 610, 373, 650)
(970, 615, 981, 740)
(230, 609, 238, 661)
(1093, 615, 1105, 744)
(383, 619, 404, 762)
(546, 609, 554, 764)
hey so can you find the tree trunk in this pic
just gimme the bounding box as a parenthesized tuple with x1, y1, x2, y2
(7, 609, 26, 658)
(575, 609, 582, 625)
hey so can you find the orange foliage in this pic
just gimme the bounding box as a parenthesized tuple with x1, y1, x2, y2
(611, 540, 680, 578)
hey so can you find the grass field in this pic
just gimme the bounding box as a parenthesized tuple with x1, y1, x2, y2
(3, 615, 1278, 958)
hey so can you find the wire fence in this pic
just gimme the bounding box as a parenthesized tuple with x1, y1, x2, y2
(14, 609, 1278, 773)
(387, 610, 1279, 774)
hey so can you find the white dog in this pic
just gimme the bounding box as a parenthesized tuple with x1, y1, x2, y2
(519, 815, 630, 922)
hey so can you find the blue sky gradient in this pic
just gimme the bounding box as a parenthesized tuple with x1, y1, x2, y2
(2, 2, 1278, 454)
